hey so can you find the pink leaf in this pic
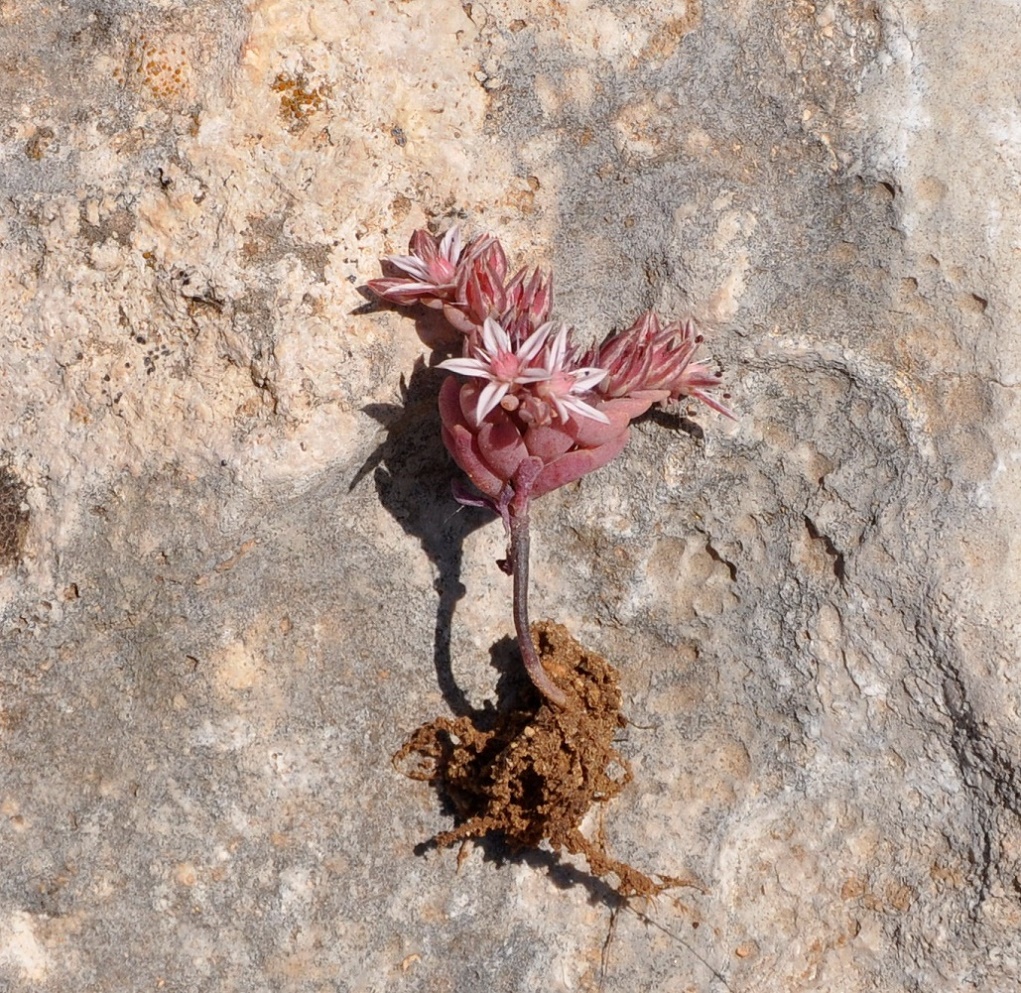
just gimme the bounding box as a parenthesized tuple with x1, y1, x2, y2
(477, 416, 528, 481)
(532, 429, 631, 498)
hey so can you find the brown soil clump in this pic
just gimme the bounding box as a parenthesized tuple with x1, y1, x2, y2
(394, 620, 689, 898)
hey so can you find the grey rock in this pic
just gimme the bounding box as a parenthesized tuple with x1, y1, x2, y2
(2, 1, 1019, 990)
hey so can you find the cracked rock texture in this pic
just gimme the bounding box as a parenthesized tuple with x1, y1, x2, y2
(2, 1, 1020, 990)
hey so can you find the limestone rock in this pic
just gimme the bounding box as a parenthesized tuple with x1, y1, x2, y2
(2, 1, 1019, 990)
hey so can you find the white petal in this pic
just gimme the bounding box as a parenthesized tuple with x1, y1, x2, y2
(476, 380, 509, 421)
(545, 324, 569, 372)
(481, 317, 510, 356)
(517, 321, 555, 364)
(550, 393, 569, 423)
(438, 358, 497, 380)
(378, 280, 438, 297)
(385, 254, 432, 281)
(570, 366, 608, 392)
(440, 226, 462, 262)
(562, 395, 611, 424)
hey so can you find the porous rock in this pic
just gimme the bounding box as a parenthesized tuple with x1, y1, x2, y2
(1, 1, 1019, 990)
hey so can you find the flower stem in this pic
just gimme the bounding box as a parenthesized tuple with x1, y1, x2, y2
(508, 506, 567, 707)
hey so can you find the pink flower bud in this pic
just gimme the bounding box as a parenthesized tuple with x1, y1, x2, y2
(459, 241, 510, 329)
(585, 311, 735, 419)
(367, 227, 500, 316)
(498, 266, 553, 340)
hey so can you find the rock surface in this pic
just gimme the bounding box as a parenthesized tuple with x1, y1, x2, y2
(2, 1, 1020, 990)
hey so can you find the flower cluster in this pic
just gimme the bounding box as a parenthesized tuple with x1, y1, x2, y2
(368, 225, 733, 705)
(369, 226, 732, 515)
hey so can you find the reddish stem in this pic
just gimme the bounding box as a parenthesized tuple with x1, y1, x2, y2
(508, 504, 567, 707)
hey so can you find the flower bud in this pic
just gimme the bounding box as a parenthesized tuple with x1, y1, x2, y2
(585, 311, 735, 418)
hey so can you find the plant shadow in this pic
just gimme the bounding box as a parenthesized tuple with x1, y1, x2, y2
(351, 348, 495, 717)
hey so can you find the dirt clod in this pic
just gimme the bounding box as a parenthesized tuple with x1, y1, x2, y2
(394, 620, 691, 898)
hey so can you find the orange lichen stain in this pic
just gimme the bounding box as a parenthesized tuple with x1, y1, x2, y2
(930, 859, 966, 889)
(504, 186, 536, 215)
(390, 193, 413, 222)
(128, 35, 192, 104)
(214, 538, 257, 574)
(883, 881, 916, 912)
(272, 72, 331, 131)
(235, 395, 263, 419)
(25, 127, 54, 160)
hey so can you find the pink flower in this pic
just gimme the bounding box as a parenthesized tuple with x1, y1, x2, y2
(530, 325, 609, 425)
(368, 225, 559, 345)
(367, 227, 503, 314)
(436, 319, 658, 507)
(585, 311, 735, 418)
(438, 317, 552, 421)
(367, 227, 462, 305)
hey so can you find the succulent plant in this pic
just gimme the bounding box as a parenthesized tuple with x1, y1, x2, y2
(370, 226, 733, 705)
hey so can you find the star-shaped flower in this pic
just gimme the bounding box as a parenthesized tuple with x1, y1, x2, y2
(533, 325, 609, 425)
(438, 317, 553, 422)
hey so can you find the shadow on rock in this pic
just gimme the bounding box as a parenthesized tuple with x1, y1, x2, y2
(352, 354, 494, 717)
